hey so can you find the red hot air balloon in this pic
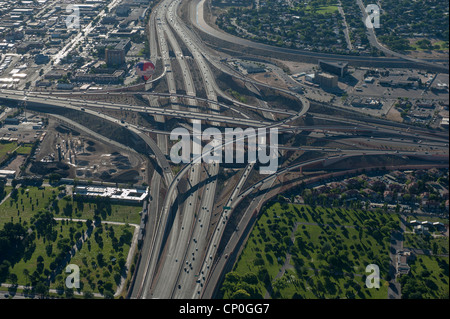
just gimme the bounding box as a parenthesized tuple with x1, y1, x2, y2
(136, 61, 155, 81)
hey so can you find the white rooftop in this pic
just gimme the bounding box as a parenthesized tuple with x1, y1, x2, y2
(74, 185, 148, 202)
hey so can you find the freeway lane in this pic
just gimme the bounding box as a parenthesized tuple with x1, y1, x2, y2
(201, 174, 277, 299)
(2, 0, 448, 300)
(138, 0, 220, 298)
(146, 0, 223, 298)
(191, 162, 254, 297)
(0, 90, 277, 127)
(46, 90, 294, 117)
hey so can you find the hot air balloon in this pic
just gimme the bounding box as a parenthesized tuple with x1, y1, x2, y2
(135, 61, 155, 82)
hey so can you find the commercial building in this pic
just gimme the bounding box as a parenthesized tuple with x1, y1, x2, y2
(104, 39, 130, 66)
(35, 54, 50, 64)
(74, 185, 149, 204)
(116, 5, 131, 16)
(351, 98, 382, 109)
(74, 70, 125, 84)
(0, 169, 16, 179)
(239, 61, 265, 74)
(56, 83, 75, 90)
(105, 48, 125, 66)
(4, 117, 21, 125)
(396, 250, 412, 276)
(16, 41, 43, 54)
(318, 60, 348, 77)
(314, 72, 338, 88)
(10, 8, 34, 16)
(115, 39, 131, 53)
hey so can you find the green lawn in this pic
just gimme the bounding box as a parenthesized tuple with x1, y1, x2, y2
(58, 196, 142, 224)
(0, 185, 142, 297)
(0, 186, 142, 227)
(6, 220, 84, 286)
(0, 186, 58, 227)
(311, 5, 338, 14)
(5, 220, 134, 296)
(52, 222, 134, 295)
(16, 144, 33, 155)
(409, 40, 449, 51)
(0, 142, 18, 162)
(222, 203, 398, 299)
(400, 255, 449, 299)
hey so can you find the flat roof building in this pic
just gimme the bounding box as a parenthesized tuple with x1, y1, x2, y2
(74, 185, 149, 203)
(319, 60, 348, 77)
(314, 71, 338, 88)
(105, 48, 125, 66)
(0, 169, 16, 179)
(74, 70, 125, 84)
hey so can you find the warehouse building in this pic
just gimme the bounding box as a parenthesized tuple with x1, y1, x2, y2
(73, 185, 149, 204)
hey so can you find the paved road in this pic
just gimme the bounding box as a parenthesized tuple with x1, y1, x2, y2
(190, 0, 448, 72)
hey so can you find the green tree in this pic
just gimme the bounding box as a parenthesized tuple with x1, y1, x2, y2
(230, 289, 251, 299)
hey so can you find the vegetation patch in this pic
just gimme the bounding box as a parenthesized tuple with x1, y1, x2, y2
(0, 185, 141, 298)
(221, 203, 399, 299)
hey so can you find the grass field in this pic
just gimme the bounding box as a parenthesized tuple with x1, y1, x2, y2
(15, 144, 33, 155)
(0, 186, 57, 226)
(400, 255, 449, 299)
(222, 203, 399, 299)
(0, 185, 142, 297)
(53, 222, 134, 295)
(6, 219, 83, 286)
(409, 40, 449, 51)
(0, 142, 18, 162)
(57, 196, 142, 225)
(0, 186, 142, 227)
(309, 5, 339, 14)
(404, 234, 449, 255)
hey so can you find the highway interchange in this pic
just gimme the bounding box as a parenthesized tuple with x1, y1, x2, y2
(0, 0, 448, 300)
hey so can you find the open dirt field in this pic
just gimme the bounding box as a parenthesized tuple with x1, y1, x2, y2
(32, 119, 147, 184)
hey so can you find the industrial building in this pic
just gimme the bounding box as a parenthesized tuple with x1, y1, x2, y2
(73, 185, 149, 204)
(0, 169, 16, 179)
(351, 98, 382, 109)
(239, 61, 265, 74)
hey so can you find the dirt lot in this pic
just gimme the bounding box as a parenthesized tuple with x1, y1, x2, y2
(32, 119, 147, 184)
(386, 105, 404, 122)
(274, 60, 316, 75)
(249, 72, 285, 88)
(2, 154, 27, 172)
